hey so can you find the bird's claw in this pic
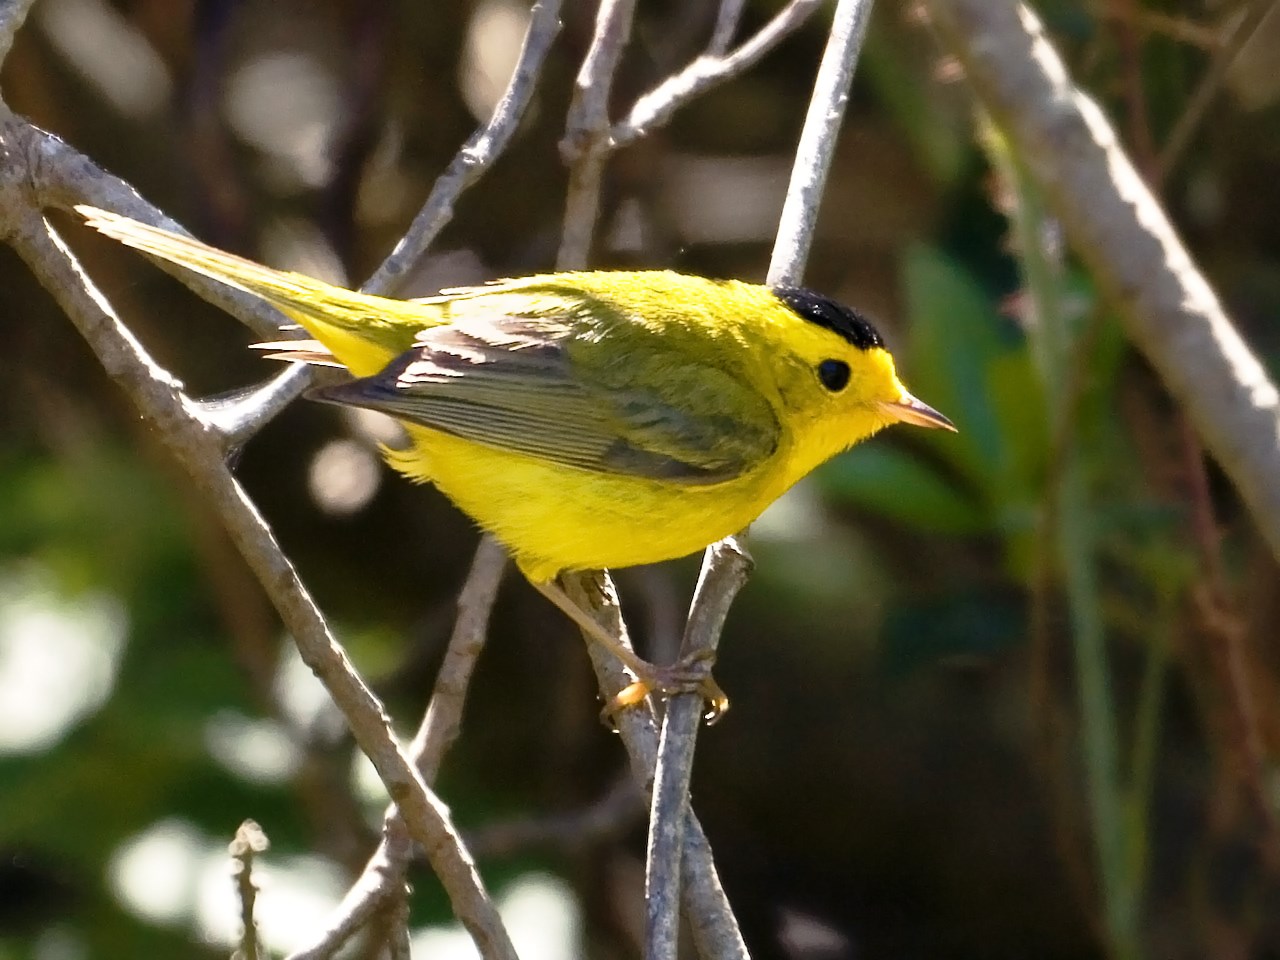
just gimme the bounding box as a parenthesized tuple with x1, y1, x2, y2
(600, 649, 730, 727)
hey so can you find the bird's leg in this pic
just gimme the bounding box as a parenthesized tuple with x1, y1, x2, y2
(532, 578, 730, 723)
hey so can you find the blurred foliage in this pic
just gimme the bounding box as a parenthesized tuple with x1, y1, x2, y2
(3, 0, 1280, 958)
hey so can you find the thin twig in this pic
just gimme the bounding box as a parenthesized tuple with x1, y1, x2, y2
(768, 0, 876, 286)
(466, 775, 645, 859)
(707, 0, 748, 56)
(557, 0, 637, 269)
(1087, 1, 1221, 49)
(287, 536, 507, 960)
(555, 0, 823, 262)
(4, 161, 516, 960)
(1157, 0, 1274, 185)
(385, 890, 413, 960)
(201, 364, 315, 454)
(408, 536, 509, 779)
(1110, 0, 1157, 178)
(921, 0, 1280, 567)
(1181, 416, 1280, 858)
(561, 573, 749, 960)
(614, 0, 823, 148)
(37, 0, 560, 440)
(645, 2, 876, 954)
(363, 0, 563, 295)
(230, 820, 270, 960)
(645, 538, 752, 960)
(1151, 100, 1270, 846)
(553, 0, 756, 951)
(288, 835, 409, 960)
(28, 122, 313, 442)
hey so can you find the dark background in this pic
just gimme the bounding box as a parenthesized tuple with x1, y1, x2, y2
(3, 0, 1280, 957)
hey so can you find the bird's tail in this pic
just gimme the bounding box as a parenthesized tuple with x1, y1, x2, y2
(77, 205, 431, 376)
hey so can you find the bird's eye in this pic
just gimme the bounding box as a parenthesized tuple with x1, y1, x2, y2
(817, 359, 850, 392)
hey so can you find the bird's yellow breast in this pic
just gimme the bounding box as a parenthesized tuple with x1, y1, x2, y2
(388, 424, 795, 582)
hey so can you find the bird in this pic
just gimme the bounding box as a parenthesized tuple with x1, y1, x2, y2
(77, 205, 955, 719)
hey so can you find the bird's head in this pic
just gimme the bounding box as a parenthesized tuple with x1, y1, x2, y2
(766, 287, 955, 481)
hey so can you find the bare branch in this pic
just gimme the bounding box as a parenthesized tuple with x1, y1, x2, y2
(230, 820, 270, 960)
(409, 535, 508, 778)
(557, 0, 637, 269)
(679, 826, 746, 960)
(29, 0, 559, 441)
(14, 2, 560, 950)
(645, 538, 752, 960)
(555, 3, 875, 955)
(385, 891, 413, 960)
(4, 159, 516, 958)
(768, 0, 876, 286)
(707, 0, 748, 56)
(642, 1, 877, 953)
(558, 0, 822, 273)
(1087, 0, 1222, 49)
(287, 833, 409, 960)
(200, 364, 313, 454)
(23, 120, 308, 444)
(562, 573, 749, 960)
(286, 536, 507, 960)
(614, 0, 823, 148)
(364, 0, 563, 295)
(0, 0, 38, 65)
(1157, 0, 1274, 185)
(921, 0, 1280, 565)
(466, 775, 644, 859)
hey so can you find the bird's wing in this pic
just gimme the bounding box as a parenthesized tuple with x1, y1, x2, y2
(312, 312, 779, 484)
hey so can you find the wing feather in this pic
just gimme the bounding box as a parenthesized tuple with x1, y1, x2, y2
(312, 311, 779, 484)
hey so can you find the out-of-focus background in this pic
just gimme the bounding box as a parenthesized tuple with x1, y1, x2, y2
(3, 0, 1280, 957)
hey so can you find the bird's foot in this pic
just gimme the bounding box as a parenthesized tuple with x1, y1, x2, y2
(528, 578, 730, 726)
(604, 649, 730, 726)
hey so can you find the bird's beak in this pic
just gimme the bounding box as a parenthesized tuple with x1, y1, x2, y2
(878, 392, 957, 432)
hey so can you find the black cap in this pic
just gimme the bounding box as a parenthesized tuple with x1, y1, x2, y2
(772, 287, 883, 351)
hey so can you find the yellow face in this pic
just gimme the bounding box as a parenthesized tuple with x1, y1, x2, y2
(764, 288, 953, 481)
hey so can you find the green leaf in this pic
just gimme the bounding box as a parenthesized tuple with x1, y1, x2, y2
(986, 349, 1048, 498)
(902, 243, 1048, 503)
(903, 244, 1007, 483)
(817, 442, 987, 535)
